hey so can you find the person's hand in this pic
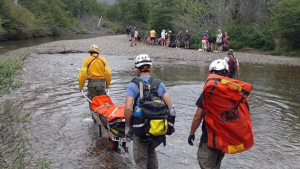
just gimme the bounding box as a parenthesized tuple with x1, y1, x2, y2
(237, 73, 240, 76)
(125, 126, 130, 135)
(125, 126, 132, 141)
(188, 134, 195, 146)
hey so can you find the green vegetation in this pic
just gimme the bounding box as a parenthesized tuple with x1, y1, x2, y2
(0, 0, 299, 56)
(0, 58, 22, 95)
(107, 0, 299, 56)
(271, 0, 300, 56)
(0, 0, 108, 39)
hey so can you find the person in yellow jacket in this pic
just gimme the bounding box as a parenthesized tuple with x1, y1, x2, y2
(78, 44, 112, 108)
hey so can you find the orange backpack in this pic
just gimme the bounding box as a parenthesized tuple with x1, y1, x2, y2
(202, 74, 254, 154)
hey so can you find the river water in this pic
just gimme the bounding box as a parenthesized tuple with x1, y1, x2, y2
(0, 34, 104, 54)
(2, 52, 300, 169)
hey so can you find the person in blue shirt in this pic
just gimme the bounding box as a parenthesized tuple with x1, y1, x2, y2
(125, 54, 173, 169)
(201, 30, 208, 38)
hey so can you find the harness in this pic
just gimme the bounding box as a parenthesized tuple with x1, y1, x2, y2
(87, 54, 105, 74)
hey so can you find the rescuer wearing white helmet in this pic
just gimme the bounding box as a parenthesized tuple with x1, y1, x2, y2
(125, 54, 173, 169)
(208, 59, 229, 76)
(78, 44, 111, 109)
(188, 59, 229, 169)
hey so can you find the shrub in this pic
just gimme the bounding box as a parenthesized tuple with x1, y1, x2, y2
(102, 20, 121, 34)
(0, 58, 22, 95)
(227, 40, 243, 50)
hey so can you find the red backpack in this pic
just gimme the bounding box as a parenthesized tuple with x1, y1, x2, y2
(202, 74, 254, 154)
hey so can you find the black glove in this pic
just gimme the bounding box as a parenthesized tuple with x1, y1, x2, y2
(188, 134, 195, 146)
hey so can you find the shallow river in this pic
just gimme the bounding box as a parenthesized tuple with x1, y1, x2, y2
(3, 53, 300, 169)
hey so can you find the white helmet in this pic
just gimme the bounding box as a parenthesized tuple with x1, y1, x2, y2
(209, 59, 228, 72)
(135, 54, 152, 67)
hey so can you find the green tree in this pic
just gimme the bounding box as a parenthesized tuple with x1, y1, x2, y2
(147, 0, 177, 33)
(271, 0, 300, 49)
(116, 0, 150, 28)
(0, 17, 6, 36)
(0, 0, 37, 38)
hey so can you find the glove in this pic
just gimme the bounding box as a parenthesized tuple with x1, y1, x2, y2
(105, 88, 110, 96)
(125, 126, 130, 135)
(125, 126, 132, 141)
(188, 134, 195, 146)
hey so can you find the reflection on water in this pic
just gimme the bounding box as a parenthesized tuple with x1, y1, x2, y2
(2, 53, 300, 169)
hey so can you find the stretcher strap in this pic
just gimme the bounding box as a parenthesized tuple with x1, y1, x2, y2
(108, 107, 120, 119)
(93, 105, 105, 113)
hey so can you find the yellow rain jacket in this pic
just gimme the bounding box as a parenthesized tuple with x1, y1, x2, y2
(78, 53, 111, 90)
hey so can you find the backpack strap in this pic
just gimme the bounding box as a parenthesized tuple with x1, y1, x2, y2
(205, 78, 250, 97)
(87, 55, 106, 74)
(228, 54, 236, 62)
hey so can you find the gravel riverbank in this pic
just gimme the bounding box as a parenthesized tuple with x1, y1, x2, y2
(3, 34, 300, 66)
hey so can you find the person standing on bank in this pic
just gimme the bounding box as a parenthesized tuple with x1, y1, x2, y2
(150, 29, 156, 46)
(223, 32, 229, 51)
(78, 44, 112, 108)
(125, 54, 173, 169)
(134, 28, 139, 45)
(208, 35, 216, 52)
(176, 31, 182, 49)
(161, 29, 166, 47)
(216, 30, 223, 53)
(184, 30, 190, 49)
(224, 49, 240, 78)
(188, 59, 229, 169)
(130, 27, 136, 47)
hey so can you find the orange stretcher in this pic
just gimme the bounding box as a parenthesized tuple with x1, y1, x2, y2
(81, 91, 129, 153)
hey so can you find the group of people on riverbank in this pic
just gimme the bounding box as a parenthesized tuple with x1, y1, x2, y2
(79, 43, 246, 169)
(146, 29, 191, 49)
(200, 30, 229, 53)
(126, 27, 229, 52)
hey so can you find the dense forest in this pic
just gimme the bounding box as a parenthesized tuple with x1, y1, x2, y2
(0, 0, 299, 56)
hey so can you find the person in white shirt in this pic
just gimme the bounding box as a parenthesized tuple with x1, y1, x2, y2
(161, 30, 166, 47)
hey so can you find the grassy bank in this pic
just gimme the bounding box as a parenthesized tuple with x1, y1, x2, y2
(0, 55, 51, 168)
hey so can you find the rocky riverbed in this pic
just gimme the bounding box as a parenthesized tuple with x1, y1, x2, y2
(2, 34, 300, 66)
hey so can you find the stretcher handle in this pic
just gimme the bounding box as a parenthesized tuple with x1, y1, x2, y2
(81, 90, 92, 103)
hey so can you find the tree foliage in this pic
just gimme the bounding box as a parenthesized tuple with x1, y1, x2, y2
(0, 0, 109, 40)
(0, 0, 299, 55)
(0, 0, 37, 38)
(271, 0, 300, 49)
